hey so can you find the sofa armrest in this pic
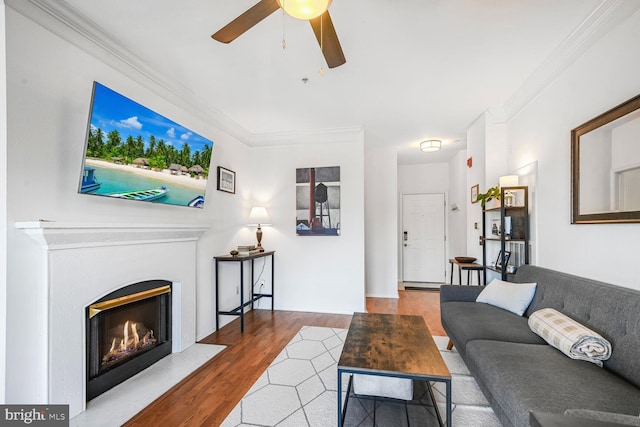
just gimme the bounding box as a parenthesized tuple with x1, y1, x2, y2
(440, 285, 484, 303)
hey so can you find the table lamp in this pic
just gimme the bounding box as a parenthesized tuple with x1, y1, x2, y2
(248, 207, 271, 252)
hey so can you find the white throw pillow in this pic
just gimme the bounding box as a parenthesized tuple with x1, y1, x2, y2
(476, 279, 537, 316)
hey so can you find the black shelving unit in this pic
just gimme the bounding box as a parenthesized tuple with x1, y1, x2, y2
(481, 186, 529, 283)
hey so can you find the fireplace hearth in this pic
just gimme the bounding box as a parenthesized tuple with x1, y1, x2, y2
(86, 280, 172, 401)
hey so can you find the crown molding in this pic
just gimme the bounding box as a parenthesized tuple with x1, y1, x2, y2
(248, 125, 364, 147)
(7, 0, 363, 148)
(7, 0, 252, 144)
(504, 0, 640, 120)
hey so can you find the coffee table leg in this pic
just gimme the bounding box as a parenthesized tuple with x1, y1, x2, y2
(426, 380, 452, 427)
(446, 378, 452, 427)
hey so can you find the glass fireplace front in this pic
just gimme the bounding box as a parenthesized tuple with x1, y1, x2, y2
(86, 280, 172, 401)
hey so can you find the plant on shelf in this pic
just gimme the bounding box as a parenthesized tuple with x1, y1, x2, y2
(477, 186, 501, 208)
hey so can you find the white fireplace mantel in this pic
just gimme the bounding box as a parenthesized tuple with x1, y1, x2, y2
(13, 220, 209, 418)
(15, 220, 209, 249)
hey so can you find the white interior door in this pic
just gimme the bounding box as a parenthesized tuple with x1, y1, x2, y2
(402, 193, 445, 283)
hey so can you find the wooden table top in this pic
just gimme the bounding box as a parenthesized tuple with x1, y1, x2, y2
(449, 258, 484, 269)
(338, 313, 450, 380)
(214, 250, 275, 261)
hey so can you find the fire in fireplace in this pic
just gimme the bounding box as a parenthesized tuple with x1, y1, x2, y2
(102, 319, 157, 368)
(86, 280, 172, 401)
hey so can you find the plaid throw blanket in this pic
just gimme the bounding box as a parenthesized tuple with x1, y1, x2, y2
(528, 308, 612, 366)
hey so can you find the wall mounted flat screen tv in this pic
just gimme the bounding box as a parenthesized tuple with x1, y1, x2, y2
(78, 81, 214, 208)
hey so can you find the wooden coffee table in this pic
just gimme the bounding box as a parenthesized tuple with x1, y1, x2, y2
(337, 312, 452, 426)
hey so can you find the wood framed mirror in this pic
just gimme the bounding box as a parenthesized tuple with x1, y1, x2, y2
(572, 93, 640, 224)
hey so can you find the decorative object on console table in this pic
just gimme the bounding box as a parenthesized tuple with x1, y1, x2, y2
(237, 245, 259, 256)
(217, 166, 235, 194)
(248, 207, 271, 252)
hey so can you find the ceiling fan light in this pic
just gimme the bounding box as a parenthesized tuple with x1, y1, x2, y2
(277, 0, 332, 20)
(420, 140, 442, 152)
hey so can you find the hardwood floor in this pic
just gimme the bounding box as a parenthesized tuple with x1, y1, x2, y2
(123, 290, 445, 427)
(367, 289, 445, 336)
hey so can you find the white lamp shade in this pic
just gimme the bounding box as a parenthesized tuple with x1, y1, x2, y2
(499, 175, 519, 188)
(276, 0, 332, 19)
(248, 207, 271, 226)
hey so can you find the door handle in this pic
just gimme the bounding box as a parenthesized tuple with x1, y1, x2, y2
(403, 231, 408, 241)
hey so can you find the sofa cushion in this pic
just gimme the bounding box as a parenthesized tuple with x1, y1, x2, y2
(441, 301, 546, 355)
(564, 409, 640, 426)
(476, 279, 537, 316)
(465, 340, 640, 427)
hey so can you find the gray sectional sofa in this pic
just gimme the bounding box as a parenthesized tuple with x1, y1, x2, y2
(440, 265, 640, 427)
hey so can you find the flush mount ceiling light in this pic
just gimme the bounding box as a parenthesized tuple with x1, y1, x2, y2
(420, 140, 442, 152)
(276, 0, 332, 20)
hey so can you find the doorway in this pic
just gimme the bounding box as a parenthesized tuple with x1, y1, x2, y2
(401, 193, 446, 285)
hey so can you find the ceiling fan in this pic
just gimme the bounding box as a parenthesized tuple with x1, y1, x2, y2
(211, 0, 346, 69)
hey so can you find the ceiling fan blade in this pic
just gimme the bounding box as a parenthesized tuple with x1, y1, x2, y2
(309, 11, 346, 69)
(212, 0, 280, 43)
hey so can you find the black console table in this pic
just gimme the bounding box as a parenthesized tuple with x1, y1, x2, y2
(214, 251, 274, 333)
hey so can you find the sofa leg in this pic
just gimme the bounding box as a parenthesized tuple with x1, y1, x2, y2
(446, 340, 454, 350)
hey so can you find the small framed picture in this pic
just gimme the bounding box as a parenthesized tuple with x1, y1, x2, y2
(495, 250, 511, 271)
(491, 218, 501, 236)
(217, 166, 236, 194)
(471, 184, 479, 204)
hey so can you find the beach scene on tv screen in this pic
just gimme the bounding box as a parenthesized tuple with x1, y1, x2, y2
(79, 82, 213, 208)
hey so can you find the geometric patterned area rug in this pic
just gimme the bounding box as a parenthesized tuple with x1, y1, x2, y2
(221, 326, 500, 426)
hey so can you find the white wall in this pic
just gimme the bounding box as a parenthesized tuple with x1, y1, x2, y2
(448, 150, 468, 261)
(507, 8, 640, 289)
(247, 133, 366, 315)
(485, 110, 508, 188)
(466, 116, 486, 262)
(365, 145, 398, 298)
(0, 1, 7, 404)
